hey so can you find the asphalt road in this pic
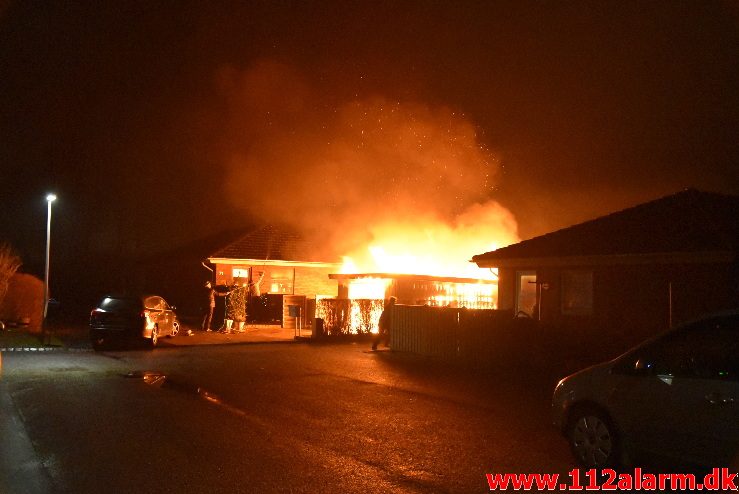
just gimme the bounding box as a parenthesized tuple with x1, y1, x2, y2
(0, 342, 574, 493)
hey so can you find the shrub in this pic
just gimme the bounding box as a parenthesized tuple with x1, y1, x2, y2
(0, 273, 44, 332)
(226, 285, 248, 322)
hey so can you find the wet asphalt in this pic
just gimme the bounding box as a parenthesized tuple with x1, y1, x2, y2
(0, 340, 573, 493)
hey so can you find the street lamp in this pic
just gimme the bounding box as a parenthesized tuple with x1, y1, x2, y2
(44, 193, 56, 320)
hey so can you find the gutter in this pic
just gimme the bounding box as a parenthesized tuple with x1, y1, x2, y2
(201, 260, 214, 274)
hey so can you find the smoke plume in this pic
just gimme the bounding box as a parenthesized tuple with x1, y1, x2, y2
(217, 60, 518, 266)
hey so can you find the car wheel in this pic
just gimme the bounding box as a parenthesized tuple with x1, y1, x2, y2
(148, 326, 159, 348)
(567, 407, 620, 468)
(168, 321, 180, 337)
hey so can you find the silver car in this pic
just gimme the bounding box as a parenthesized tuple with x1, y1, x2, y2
(552, 310, 738, 469)
(90, 294, 181, 350)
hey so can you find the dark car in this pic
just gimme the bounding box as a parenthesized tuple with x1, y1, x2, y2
(552, 310, 739, 469)
(90, 295, 180, 350)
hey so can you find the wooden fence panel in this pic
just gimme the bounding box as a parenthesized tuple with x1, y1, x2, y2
(391, 305, 514, 362)
(315, 302, 524, 365)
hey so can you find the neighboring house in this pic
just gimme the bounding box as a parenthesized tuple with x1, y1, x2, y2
(472, 189, 739, 352)
(205, 225, 341, 325)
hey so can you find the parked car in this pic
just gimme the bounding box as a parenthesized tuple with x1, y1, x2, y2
(90, 294, 180, 350)
(552, 310, 738, 469)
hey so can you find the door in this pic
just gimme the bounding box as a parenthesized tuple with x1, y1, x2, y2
(161, 298, 176, 335)
(515, 271, 538, 317)
(145, 296, 170, 334)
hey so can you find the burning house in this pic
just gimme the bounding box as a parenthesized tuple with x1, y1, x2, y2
(204, 224, 507, 334)
(214, 75, 524, 336)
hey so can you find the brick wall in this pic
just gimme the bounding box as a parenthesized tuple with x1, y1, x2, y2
(214, 263, 338, 298)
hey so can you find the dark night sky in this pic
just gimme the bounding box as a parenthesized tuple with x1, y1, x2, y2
(1, 1, 738, 291)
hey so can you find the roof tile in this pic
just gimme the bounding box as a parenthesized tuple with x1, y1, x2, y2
(209, 225, 339, 263)
(473, 189, 739, 262)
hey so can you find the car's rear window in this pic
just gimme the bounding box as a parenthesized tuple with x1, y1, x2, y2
(98, 297, 141, 311)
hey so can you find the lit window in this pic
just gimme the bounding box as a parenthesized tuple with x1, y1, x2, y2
(233, 268, 250, 278)
(269, 269, 293, 294)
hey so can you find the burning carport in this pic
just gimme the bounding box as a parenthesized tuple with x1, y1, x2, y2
(316, 272, 497, 336)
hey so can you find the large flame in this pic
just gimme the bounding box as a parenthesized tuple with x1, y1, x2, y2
(344, 276, 392, 300)
(340, 201, 518, 280)
(335, 201, 519, 306)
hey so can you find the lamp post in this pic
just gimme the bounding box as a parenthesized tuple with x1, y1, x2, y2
(44, 193, 56, 320)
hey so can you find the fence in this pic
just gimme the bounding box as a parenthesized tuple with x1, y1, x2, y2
(390, 305, 461, 359)
(390, 305, 536, 366)
(315, 301, 593, 370)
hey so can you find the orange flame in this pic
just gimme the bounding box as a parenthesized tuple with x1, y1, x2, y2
(335, 202, 518, 306)
(341, 201, 518, 279)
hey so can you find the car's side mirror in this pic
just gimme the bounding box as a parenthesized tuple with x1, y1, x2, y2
(612, 357, 652, 376)
(633, 358, 653, 374)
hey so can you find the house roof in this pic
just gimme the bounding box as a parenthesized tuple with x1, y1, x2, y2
(473, 189, 739, 267)
(139, 228, 251, 265)
(207, 225, 340, 264)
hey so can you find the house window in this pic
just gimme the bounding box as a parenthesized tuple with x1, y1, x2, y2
(269, 269, 294, 294)
(516, 271, 538, 317)
(561, 270, 593, 315)
(233, 268, 250, 279)
(233, 267, 250, 285)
